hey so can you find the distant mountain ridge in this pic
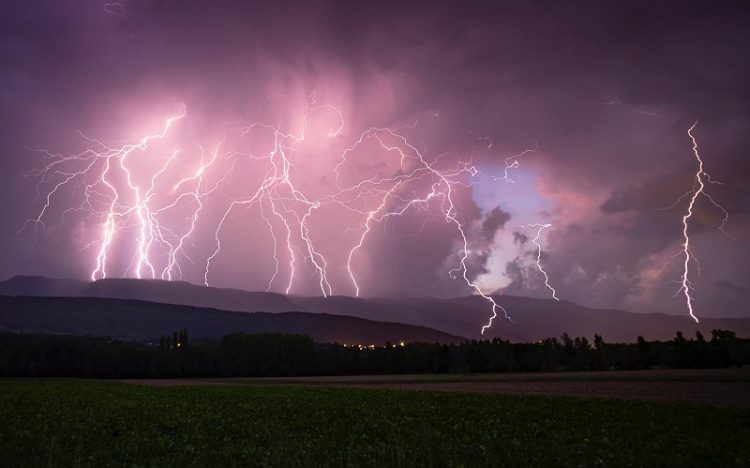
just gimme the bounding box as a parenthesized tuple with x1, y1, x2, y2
(1, 275, 749, 342)
(0, 295, 464, 344)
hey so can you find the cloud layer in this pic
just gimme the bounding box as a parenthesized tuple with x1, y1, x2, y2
(1, 0, 748, 318)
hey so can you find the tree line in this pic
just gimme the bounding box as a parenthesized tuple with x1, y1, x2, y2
(0, 329, 747, 378)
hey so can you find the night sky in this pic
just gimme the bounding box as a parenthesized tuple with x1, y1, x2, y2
(1, 0, 749, 319)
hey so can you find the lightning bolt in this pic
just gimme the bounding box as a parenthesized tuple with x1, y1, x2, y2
(524, 223, 559, 301)
(671, 121, 730, 323)
(98, 110, 186, 280)
(202, 102, 342, 296)
(24, 109, 193, 281)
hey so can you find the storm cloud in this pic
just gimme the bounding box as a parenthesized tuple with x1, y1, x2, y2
(1, 0, 748, 317)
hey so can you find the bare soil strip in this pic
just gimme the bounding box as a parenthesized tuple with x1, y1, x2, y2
(118, 368, 750, 406)
(311, 380, 750, 406)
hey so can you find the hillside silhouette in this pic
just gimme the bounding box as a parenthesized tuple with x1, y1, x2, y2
(1, 275, 748, 342)
(0, 295, 463, 344)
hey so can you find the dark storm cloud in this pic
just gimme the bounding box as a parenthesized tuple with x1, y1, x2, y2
(513, 232, 529, 247)
(535, 144, 750, 314)
(1, 0, 749, 315)
(481, 208, 511, 239)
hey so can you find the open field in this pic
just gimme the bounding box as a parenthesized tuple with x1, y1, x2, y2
(125, 368, 750, 406)
(2, 378, 749, 466)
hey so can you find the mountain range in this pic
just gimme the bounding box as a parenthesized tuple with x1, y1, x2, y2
(1, 275, 748, 342)
(0, 295, 462, 344)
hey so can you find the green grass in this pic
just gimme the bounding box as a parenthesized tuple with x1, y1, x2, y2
(0, 380, 748, 467)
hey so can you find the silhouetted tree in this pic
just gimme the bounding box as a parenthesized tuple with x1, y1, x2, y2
(674, 331, 686, 344)
(695, 331, 705, 343)
(592, 334, 607, 370)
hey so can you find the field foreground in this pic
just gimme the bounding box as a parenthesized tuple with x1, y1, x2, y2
(2, 378, 749, 466)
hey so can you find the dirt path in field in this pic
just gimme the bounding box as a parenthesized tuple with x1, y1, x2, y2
(311, 380, 750, 406)
(119, 368, 750, 406)
(119, 379, 229, 387)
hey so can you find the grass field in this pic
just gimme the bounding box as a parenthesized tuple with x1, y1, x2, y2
(1, 379, 749, 466)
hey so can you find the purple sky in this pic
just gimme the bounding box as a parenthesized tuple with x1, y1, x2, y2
(1, 0, 749, 318)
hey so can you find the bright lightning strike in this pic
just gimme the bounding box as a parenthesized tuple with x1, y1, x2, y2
(670, 121, 730, 323)
(523, 223, 559, 301)
(24, 99, 542, 333)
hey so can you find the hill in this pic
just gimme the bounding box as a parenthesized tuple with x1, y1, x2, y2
(1, 275, 748, 342)
(0, 295, 464, 344)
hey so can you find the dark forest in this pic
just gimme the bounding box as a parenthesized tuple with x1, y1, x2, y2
(1, 329, 747, 378)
